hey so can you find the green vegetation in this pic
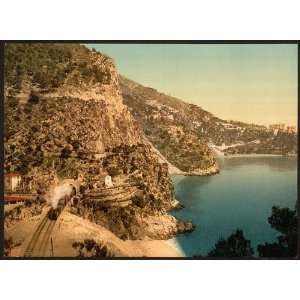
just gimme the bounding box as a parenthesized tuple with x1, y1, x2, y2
(57, 157, 80, 179)
(5, 43, 111, 91)
(72, 239, 112, 257)
(70, 144, 176, 239)
(4, 91, 117, 175)
(157, 134, 214, 172)
(196, 205, 298, 258)
(257, 206, 298, 258)
(225, 132, 297, 155)
(121, 76, 297, 161)
(207, 229, 254, 258)
(4, 43, 117, 175)
(120, 76, 217, 172)
(4, 43, 181, 243)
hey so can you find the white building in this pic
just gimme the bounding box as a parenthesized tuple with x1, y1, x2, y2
(5, 173, 22, 192)
(104, 175, 113, 188)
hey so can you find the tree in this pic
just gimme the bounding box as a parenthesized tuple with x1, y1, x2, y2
(207, 229, 254, 258)
(61, 145, 72, 159)
(72, 239, 111, 257)
(257, 206, 298, 258)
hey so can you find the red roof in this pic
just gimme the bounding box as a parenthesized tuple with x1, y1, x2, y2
(5, 173, 22, 177)
(5, 194, 35, 203)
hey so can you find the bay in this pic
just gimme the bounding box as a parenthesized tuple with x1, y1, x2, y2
(171, 156, 297, 257)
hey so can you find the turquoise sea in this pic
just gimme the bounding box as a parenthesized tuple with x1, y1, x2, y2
(171, 156, 297, 257)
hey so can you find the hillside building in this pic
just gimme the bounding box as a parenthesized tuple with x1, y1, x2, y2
(105, 175, 113, 188)
(269, 124, 296, 135)
(5, 173, 22, 192)
(269, 124, 286, 135)
(269, 124, 285, 131)
(286, 126, 296, 134)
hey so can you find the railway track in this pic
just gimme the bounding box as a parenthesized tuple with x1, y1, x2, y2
(24, 213, 56, 257)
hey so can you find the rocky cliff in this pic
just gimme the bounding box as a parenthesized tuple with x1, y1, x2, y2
(5, 44, 142, 173)
(70, 143, 193, 240)
(4, 43, 192, 242)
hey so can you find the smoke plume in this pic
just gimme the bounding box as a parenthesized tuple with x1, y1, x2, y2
(47, 183, 73, 209)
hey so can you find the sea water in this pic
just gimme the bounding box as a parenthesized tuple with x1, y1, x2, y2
(171, 156, 297, 257)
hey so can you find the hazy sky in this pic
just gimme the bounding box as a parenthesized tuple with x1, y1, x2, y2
(86, 44, 298, 126)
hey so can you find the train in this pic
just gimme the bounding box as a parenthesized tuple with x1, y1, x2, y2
(48, 184, 77, 220)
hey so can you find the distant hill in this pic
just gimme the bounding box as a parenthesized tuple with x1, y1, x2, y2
(120, 76, 218, 174)
(120, 76, 297, 164)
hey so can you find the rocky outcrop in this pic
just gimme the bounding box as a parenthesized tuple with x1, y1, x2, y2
(139, 215, 194, 240)
(70, 143, 194, 240)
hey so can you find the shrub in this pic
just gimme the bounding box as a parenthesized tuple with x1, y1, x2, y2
(207, 229, 254, 258)
(28, 91, 39, 104)
(257, 206, 298, 258)
(107, 167, 122, 177)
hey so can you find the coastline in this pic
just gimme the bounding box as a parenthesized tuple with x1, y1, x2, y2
(166, 238, 186, 257)
(168, 152, 297, 258)
(170, 165, 220, 176)
(224, 153, 297, 158)
(125, 239, 184, 257)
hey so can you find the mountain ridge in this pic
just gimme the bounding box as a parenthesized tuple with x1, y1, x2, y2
(120, 75, 297, 165)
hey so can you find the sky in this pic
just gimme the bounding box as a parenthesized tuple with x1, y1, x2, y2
(86, 44, 298, 126)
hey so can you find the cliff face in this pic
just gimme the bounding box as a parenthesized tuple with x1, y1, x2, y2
(4, 44, 189, 241)
(5, 44, 142, 177)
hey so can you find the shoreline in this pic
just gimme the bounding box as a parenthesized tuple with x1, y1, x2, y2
(170, 165, 220, 176)
(166, 238, 186, 257)
(223, 153, 297, 158)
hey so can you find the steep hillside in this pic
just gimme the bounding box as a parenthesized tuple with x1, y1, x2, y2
(5, 44, 144, 195)
(5, 44, 142, 166)
(4, 44, 191, 242)
(120, 76, 218, 174)
(120, 76, 297, 160)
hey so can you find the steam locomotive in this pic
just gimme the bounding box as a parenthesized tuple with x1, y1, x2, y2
(48, 185, 77, 220)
